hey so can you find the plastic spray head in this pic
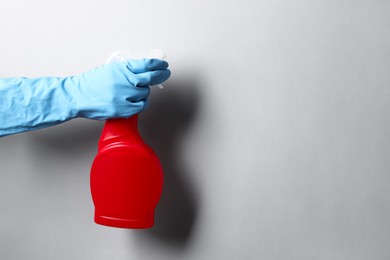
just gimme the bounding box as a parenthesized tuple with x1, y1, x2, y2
(107, 49, 167, 89)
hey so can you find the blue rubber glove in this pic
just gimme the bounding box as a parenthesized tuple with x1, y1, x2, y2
(0, 59, 170, 137)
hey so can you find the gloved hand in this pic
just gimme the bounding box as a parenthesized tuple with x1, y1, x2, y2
(0, 59, 170, 137)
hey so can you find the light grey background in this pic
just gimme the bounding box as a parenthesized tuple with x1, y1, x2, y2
(0, 0, 389, 259)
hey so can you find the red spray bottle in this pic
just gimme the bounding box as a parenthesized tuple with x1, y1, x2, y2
(90, 50, 166, 229)
(90, 115, 163, 228)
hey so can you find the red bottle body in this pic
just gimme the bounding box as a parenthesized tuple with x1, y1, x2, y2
(90, 115, 163, 229)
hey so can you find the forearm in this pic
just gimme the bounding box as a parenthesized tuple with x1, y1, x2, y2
(0, 77, 75, 137)
(0, 59, 170, 137)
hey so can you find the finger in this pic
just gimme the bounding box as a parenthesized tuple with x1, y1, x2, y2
(126, 99, 149, 114)
(125, 86, 151, 102)
(141, 99, 150, 111)
(126, 59, 169, 73)
(133, 69, 171, 87)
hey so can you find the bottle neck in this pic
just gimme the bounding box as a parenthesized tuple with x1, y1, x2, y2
(98, 115, 141, 149)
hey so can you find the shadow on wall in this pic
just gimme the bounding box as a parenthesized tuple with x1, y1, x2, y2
(133, 76, 200, 249)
